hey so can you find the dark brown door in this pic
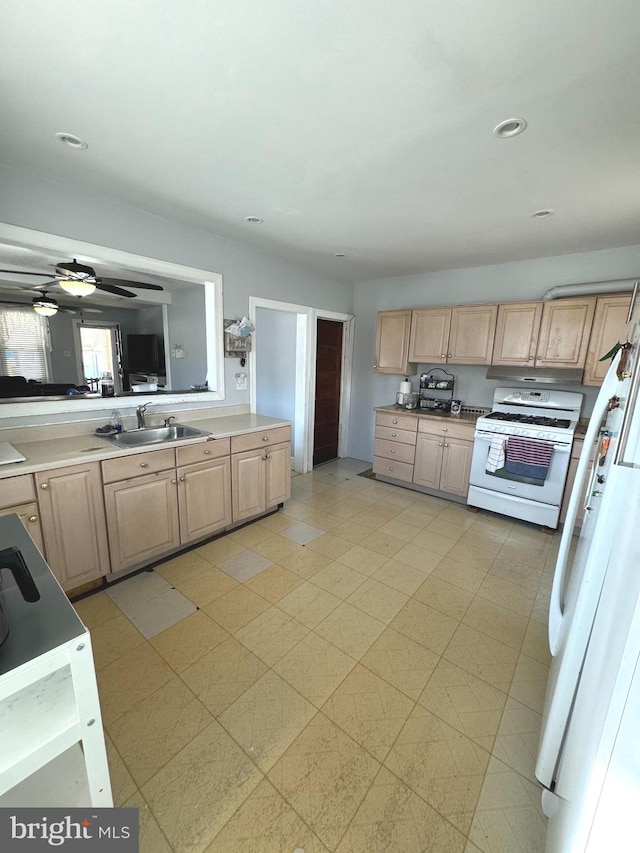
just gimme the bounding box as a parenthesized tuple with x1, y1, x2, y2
(313, 319, 343, 466)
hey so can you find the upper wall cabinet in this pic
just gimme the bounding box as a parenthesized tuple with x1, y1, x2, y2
(583, 294, 631, 386)
(492, 302, 543, 366)
(408, 304, 498, 366)
(374, 310, 413, 374)
(408, 307, 451, 363)
(534, 297, 596, 369)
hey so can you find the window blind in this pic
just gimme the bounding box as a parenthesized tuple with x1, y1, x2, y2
(0, 306, 51, 381)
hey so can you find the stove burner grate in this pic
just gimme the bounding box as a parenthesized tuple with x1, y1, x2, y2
(486, 412, 571, 428)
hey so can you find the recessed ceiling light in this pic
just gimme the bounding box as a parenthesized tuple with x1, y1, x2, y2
(493, 118, 528, 138)
(334, 253, 347, 258)
(55, 132, 88, 150)
(531, 209, 554, 219)
(244, 216, 263, 224)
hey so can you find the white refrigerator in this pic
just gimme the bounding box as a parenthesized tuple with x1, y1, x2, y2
(536, 284, 640, 851)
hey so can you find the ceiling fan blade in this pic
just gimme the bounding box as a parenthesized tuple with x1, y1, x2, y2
(99, 277, 164, 291)
(0, 269, 55, 277)
(96, 283, 137, 298)
(33, 281, 60, 291)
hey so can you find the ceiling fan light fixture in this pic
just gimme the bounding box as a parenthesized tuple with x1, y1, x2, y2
(58, 279, 96, 297)
(32, 295, 59, 317)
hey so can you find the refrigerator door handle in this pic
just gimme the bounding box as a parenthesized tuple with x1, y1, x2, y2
(549, 350, 623, 654)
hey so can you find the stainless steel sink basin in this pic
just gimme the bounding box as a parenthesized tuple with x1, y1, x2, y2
(102, 424, 209, 447)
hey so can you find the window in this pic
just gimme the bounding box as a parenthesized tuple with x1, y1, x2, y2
(0, 306, 51, 381)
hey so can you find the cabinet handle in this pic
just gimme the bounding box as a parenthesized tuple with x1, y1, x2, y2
(140, 461, 148, 468)
(204, 449, 210, 455)
(438, 443, 443, 447)
(388, 466, 394, 471)
(390, 449, 396, 454)
(262, 436, 269, 441)
(447, 353, 452, 358)
(392, 419, 398, 424)
(29, 515, 38, 523)
(40, 482, 48, 489)
(171, 478, 178, 484)
(391, 432, 397, 437)
(441, 354, 446, 358)
(444, 443, 449, 448)
(442, 428, 448, 432)
(180, 476, 186, 482)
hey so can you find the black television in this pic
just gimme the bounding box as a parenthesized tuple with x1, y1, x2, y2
(126, 334, 164, 372)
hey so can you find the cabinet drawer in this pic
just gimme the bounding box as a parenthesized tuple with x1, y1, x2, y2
(0, 474, 35, 509)
(176, 438, 230, 467)
(373, 439, 416, 464)
(374, 426, 417, 445)
(101, 448, 176, 483)
(372, 456, 414, 483)
(375, 412, 418, 432)
(418, 418, 475, 441)
(231, 425, 291, 454)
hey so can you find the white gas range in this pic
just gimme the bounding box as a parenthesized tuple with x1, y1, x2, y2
(468, 387, 583, 528)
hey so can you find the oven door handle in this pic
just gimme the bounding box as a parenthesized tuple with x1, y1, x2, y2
(473, 431, 571, 452)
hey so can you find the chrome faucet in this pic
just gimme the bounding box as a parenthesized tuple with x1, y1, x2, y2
(136, 403, 152, 429)
(164, 416, 176, 427)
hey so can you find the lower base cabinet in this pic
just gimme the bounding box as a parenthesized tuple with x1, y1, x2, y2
(412, 423, 474, 497)
(104, 470, 181, 574)
(178, 457, 232, 543)
(0, 502, 45, 556)
(35, 462, 110, 590)
(231, 441, 291, 522)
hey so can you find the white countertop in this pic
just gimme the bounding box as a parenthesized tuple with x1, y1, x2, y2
(0, 413, 291, 479)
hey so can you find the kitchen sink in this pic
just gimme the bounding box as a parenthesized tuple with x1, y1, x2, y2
(102, 424, 209, 447)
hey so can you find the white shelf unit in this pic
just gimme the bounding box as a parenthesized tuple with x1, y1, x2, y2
(0, 628, 112, 807)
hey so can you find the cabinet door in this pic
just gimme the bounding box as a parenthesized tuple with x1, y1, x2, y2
(412, 433, 444, 489)
(36, 463, 110, 590)
(265, 442, 291, 508)
(178, 457, 231, 544)
(232, 448, 266, 522)
(104, 471, 180, 573)
(535, 297, 596, 368)
(440, 438, 473, 497)
(492, 302, 543, 366)
(408, 308, 451, 364)
(0, 502, 45, 556)
(583, 295, 631, 386)
(448, 304, 498, 364)
(374, 310, 412, 374)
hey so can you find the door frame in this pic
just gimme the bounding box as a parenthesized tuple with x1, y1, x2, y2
(71, 319, 124, 392)
(248, 297, 354, 474)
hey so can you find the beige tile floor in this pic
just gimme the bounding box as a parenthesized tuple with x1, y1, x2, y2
(76, 458, 557, 853)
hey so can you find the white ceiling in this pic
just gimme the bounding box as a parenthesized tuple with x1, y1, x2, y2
(2, 0, 639, 280)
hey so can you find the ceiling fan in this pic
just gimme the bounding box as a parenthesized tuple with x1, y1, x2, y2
(0, 259, 164, 299)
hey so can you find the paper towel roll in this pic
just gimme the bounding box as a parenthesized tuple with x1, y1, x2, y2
(399, 380, 411, 395)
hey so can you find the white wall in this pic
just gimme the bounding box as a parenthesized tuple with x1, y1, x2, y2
(0, 165, 354, 422)
(349, 244, 640, 461)
(255, 308, 297, 452)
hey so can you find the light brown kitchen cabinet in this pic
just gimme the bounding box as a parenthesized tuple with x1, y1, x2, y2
(408, 307, 451, 364)
(232, 441, 291, 522)
(408, 304, 497, 366)
(104, 470, 180, 573)
(492, 301, 544, 366)
(0, 502, 45, 555)
(372, 411, 418, 482)
(0, 474, 45, 556)
(535, 297, 596, 368)
(448, 304, 498, 364)
(374, 310, 413, 374)
(583, 294, 631, 386)
(177, 457, 232, 543)
(412, 419, 474, 496)
(35, 462, 110, 590)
